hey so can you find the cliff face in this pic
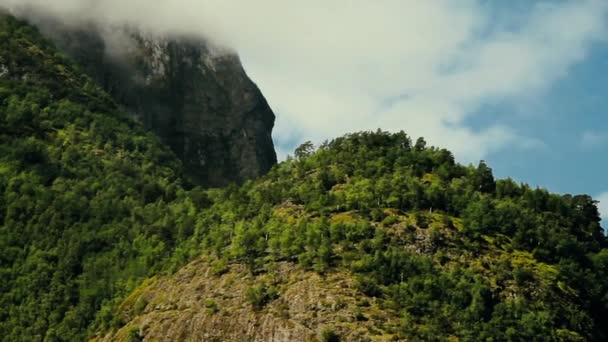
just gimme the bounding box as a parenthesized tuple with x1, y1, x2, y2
(38, 20, 277, 187)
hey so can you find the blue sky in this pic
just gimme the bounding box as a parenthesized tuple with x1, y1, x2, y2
(11, 0, 608, 222)
(477, 42, 608, 197)
(238, 1, 608, 222)
(479, 40, 608, 223)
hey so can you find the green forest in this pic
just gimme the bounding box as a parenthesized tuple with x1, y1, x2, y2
(1, 14, 607, 342)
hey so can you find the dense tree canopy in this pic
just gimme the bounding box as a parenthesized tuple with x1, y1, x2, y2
(0, 15, 191, 340)
(195, 132, 606, 340)
(1, 14, 607, 342)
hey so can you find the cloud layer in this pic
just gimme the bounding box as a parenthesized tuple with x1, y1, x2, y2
(3, 0, 608, 161)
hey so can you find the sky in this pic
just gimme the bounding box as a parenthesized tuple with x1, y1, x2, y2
(2, 0, 608, 223)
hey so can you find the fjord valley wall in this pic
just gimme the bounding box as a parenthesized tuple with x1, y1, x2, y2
(30, 14, 278, 187)
(1, 11, 608, 342)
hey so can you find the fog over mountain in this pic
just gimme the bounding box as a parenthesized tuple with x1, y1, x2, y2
(1, 5, 608, 341)
(3, 1, 608, 163)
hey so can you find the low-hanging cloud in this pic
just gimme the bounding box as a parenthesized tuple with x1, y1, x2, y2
(3, 0, 608, 161)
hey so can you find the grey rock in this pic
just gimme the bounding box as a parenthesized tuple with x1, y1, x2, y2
(37, 20, 277, 187)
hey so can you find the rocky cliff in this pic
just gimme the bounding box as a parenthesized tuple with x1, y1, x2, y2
(33, 17, 277, 187)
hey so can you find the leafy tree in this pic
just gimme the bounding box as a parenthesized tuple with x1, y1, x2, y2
(1, 14, 606, 342)
(246, 283, 279, 311)
(414, 137, 427, 151)
(294, 141, 315, 160)
(474, 160, 496, 194)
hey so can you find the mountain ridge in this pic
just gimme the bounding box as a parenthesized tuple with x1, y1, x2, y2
(1, 12, 607, 342)
(25, 11, 277, 187)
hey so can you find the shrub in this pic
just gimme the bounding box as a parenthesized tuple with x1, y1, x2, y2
(133, 297, 148, 315)
(320, 326, 340, 342)
(211, 259, 229, 276)
(204, 299, 219, 314)
(246, 283, 279, 311)
(127, 327, 142, 342)
(354, 275, 382, 297)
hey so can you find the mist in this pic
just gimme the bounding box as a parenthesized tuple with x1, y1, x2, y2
(2, 0, 608, 162)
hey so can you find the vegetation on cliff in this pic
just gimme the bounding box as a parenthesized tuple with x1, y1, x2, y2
(32, 11, 277, 187)
(0, 15, 188, 340)
(1, 14, 607, 342)
(180, 132, 607, 341)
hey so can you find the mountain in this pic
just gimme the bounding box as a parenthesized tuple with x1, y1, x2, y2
(1, 13, 607, 342)
(98, 133, 608, 342)
(28, 12, 277, 187)
(0, 13, 188, 341)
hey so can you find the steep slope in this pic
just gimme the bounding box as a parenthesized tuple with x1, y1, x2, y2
(99, 260, 398, 342)
(2, 12, 608, 342)
(28, 13, 277, 187)
(0, 14, 191, 341)
(99, 133, 608, 341)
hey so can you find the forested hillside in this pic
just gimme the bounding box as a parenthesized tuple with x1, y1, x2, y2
(148, 133, 606, 341)
(1, 14, 607, 342)
(0, 14, 192, 340)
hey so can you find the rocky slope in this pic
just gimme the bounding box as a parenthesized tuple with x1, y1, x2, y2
(30, 15, 277, 187)
(2, 11, 607, 342)
(97, 259, 399, 342)
(92, 130, 607, 341)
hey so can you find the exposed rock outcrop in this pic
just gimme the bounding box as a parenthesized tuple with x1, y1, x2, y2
(33, 18, 277, 187)
(97, 259, 401, 342)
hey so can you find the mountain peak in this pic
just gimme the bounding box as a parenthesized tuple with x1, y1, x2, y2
(29, 13, 277, 187)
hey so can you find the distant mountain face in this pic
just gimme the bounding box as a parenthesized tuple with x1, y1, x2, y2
(32, 16, 277, 187)
(2, 11, 608, 342)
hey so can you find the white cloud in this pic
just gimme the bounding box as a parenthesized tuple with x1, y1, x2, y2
(3, 0, 608, 161)
(581, 131, 607, 148)
(598, 192, 608, 222)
